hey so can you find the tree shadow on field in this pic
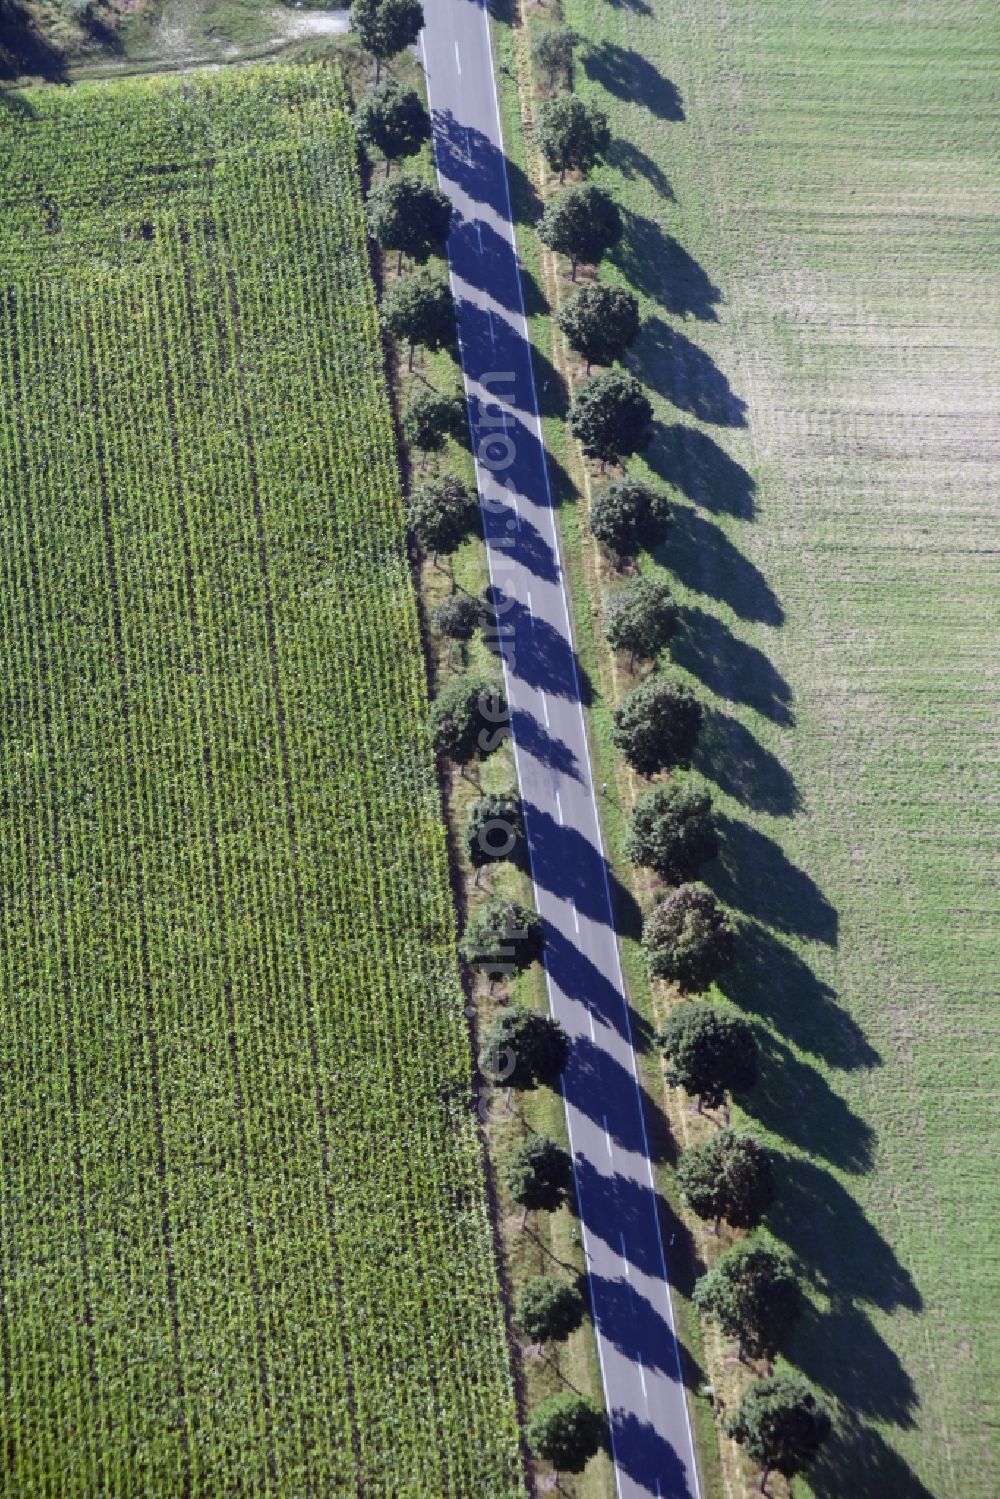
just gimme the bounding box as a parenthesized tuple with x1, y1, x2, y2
(604, 137, 675, 201)
(810, 1415, 936, 1499)
(648, 421, 756, 517)
(719, 924, 879, 1072)
(613, 211, 721, 321)
(710, 813, 837, 943)
(672, 605, 794, 724)
(744, 1031, 875, 1174)
(786, 1240, 922, 1458)
(633, 316, 747, 427)
(80, 10, 123, 55)
(0, 3, 68, 80)
(693, 706, 800, 817)
(584, 40, 684, 121)
(602, 0, 654, 16)
(655, 507, 783, 625)
(771, 1155, 920, 1317)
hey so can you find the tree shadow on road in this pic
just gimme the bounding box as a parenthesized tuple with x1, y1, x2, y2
(522, 803, 643, 935)
(487, 591, 587, 701)
(432, 107, 541, 227)
(508, 707, 584, 781)
(610, 1409, 699, 1498)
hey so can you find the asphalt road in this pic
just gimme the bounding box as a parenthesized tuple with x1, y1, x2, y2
(419, 5, 703, 1496)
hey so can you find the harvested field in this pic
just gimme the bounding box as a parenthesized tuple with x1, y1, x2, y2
(555, 0, 1000, 1493)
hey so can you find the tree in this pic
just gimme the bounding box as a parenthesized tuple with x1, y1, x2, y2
(406, 474, 477, 560)
(480, 1007, 569, 1092)
(531, 25, 578, 89)
(603, 574, 677, 668)
(367, 174, 452, 271)
(353, 79, 429, 173)
(538, 183, 622, 281)
(464, 792, 525, 872)
(535, 93, 610, 182)
(570, 369, 652, 466)
(725, 1375, 832, 1494)
(505, 1134, 573, 1214)
(558, 283, 640, 371)
(590, 476, 671, 557)
(460, 896, 545, 979)
(350, 0, 424, 83)
(516, 1275, 585, 1344)
(525, 1394, 605, 1474)
(382, 269, 454, 369)
(428, 673, 507, 765)
(401, 389, 466, 453)
(694, 1240, 801, 1365)
(642, 883, 735, 992)
(660, 1002, 757, 1112)
(627, 779, 719, 884)
(676, 1130, 775, 1233)
(612, 673, 703, 774)
(432, 592, 482, 646)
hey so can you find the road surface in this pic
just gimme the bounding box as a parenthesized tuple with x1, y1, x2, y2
(419, 4, 703, 1496)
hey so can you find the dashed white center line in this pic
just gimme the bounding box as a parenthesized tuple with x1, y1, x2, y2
(638, 1353, 648, 1405)
(526, 589, 534, 620)
(555, 788, 563, 825)
(454, 40, 461, 72)
(620, 1233, 635, 1309)
(487, 307, 495, 344)
(574, 900, 581, 936)
(540, 690, 550, 728)
(475, 222, 483, 254)
(603, 1114, 612, 1157)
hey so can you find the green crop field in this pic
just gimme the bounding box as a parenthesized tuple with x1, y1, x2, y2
(554, 0, 999, 1493)
(0, 66, 524, 1498)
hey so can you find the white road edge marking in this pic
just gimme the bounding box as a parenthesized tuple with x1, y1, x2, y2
(638, 1354, 648, 1405)
(475, 222, 483, 254)
(540, 690, 550, 728)
(454, 39, 461, 72)
(555, 788, 563, 824)
(573, 900, 581, 936)
(526, 589, 533, 619)
(603, 1115, 612, 1157)
(587, 1000, 595, 1037)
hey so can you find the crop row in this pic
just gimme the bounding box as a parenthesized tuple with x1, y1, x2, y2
(0, 66, 524, 1497)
